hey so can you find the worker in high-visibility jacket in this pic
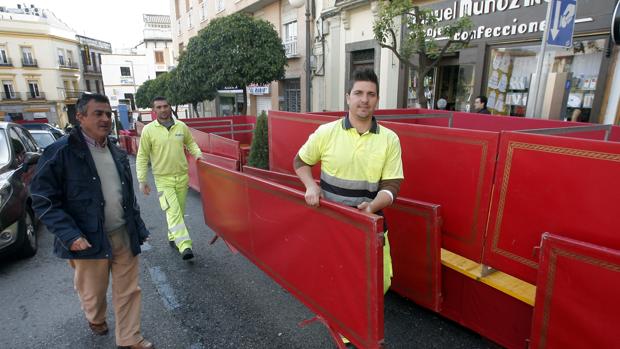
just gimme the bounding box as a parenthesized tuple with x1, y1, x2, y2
(136, 96, 202, 260)
(294, 68, 403, 348)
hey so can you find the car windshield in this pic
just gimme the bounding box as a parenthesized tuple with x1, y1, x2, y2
(0, 131, 9, 166)
(31, 132, 56, 149)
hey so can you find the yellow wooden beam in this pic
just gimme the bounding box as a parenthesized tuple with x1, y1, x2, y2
(441, 249, 536, 306)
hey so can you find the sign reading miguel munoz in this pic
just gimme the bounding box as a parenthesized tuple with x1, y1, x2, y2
(613, 0, 620, 45)
(425, 0, 561, 42)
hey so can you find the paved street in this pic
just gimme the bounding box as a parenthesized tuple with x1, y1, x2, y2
(0, 158, 499, 349)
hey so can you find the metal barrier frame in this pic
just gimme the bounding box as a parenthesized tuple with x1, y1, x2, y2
(376, 112, 454, 128)
(517, 124, 613, 141)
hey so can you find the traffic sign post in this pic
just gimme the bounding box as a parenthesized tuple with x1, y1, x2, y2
(613, 0, 620, 45)
(547, 0, 577, 48)
(528, 0, 578, 118)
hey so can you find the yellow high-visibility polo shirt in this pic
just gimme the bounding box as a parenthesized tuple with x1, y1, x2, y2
(136, 119, 202, 183)
(298, 116, 404, 207)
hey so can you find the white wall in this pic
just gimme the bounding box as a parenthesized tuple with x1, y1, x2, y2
(101, 54, 149, 108)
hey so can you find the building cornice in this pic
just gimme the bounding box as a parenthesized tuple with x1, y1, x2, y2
(0, 30, 78, 44)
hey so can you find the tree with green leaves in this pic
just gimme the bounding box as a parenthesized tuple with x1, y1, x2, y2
(373, 0, 473, 108)
(175, 47, 218, 116)
(179, 13, 286, 115)
(247, 111, 269, 169)
(135, 79, 155, 109)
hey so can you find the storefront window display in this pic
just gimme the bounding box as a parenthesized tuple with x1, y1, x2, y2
(485, 46, 538, 116)
(556, 39, 605, 122)
(407, 69, 436, 109)
(485, 39, 605, 119)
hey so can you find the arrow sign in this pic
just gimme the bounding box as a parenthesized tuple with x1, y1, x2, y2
(547, 0, 577, 48)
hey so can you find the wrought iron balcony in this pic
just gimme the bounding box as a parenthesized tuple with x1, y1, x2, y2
(84, 65, 101, 73)
(0, 92, 22, 100)
(27, 92, 46, 100)
(0, 58, 12, 67)
(283, 38, 298, 58)
(59, 60, 79, 69)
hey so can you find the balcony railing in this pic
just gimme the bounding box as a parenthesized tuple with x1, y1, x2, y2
(59, 60, 79, 69)
(27, 92, 46, 100)
(84, 65, 101, 73)
(283, 38, 298, 58)
(58, 88, 86, 100)
(0, 58, 12, 67)
(22, 58, 38, 67)
(0, 92, 22, 100)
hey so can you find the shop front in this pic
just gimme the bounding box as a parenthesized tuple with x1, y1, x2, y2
(406, 0, 615, 122)
(217, 88, 245, 116)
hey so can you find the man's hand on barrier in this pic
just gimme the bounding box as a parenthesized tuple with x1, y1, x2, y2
(357, 201, 373, 214)
(304, 183, 322, 208)
(140, 182, 151, 196)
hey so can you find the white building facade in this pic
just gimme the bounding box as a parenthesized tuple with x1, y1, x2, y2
(101, 14, 173, 111)
(0, 5, 84, 126)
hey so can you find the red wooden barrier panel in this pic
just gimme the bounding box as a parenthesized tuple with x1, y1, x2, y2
(187, 151, 201, 191)
(209, 133, 240, 160)
(530, 234, 620, 349)
(268, 111, 497, 262)
(317, 108, 611, 141)
(198, 161, 385, 349)
(384, 198, 442, 312)
(485, 131, 620, 283)
(189, 128, 211, 153)
(242, 166, 444, 312)
(381, 121, 499, 262)
(268, 111, 337, 175)
(440, 267, 533, 349)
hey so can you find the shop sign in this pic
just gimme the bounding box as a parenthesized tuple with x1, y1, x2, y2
(248, 85, 270, 95)
(424, 0, 608, 42)
(425, 0, 547, 41)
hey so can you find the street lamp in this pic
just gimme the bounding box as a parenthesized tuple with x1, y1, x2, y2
(289, 0, 312, 112)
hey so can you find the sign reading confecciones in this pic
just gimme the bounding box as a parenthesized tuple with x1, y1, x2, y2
(613, 0, 620, 45)
(423, 0, 612, 43)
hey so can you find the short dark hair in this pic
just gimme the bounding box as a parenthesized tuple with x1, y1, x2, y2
(348, 68, 379, 96)
(77, 93, 110, 114)
(151, 96, 168, 107)
(476, 95, 488, 107)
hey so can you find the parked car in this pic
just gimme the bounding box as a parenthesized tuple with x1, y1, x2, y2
(0, 122, 41, 258)
(21, 123, 64, 139)
(28, 130, 57, 150)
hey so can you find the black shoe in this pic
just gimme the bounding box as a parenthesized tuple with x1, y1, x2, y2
(181, 248, 194, 260)
(169, 240, 175, 248)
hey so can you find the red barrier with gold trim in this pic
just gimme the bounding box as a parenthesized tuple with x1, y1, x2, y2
(268, 111, 497, 262)
(530, 234, 620, 349)
(384, 198, 442, 311)
(485, 132, 620, 283)
(198, 161, 385, 349)
(241, 166, 444, 312)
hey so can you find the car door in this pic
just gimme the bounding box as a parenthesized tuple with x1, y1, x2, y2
(12, 125, 40, 185)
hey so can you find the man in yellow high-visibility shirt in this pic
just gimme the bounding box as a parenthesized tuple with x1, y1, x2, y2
(294, 68, 403, 348)
(136, 96, 202, 260)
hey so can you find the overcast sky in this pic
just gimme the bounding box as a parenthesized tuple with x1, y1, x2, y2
(0, 0, 170, 49)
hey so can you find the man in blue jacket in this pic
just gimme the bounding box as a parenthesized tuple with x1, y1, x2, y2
(30, 94, 154, 349)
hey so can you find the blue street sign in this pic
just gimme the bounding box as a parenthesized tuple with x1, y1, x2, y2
(118, 104, 129, 130)
(547, 0, 577, 48)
